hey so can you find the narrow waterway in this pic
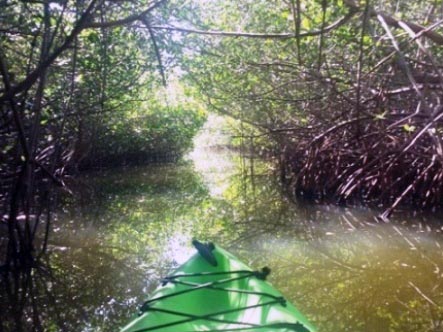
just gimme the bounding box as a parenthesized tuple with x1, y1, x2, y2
(2, 115, 443, 332)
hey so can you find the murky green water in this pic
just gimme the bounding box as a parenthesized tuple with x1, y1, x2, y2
(2, 116, 443, 332)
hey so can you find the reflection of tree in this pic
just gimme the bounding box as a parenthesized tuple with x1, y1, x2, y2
(0, 244, 170, 332)
(2, 154, 442, 332)
(1, 260, 73, 332)
(202, 155, 443, 331)
(1, 164, 212, 331)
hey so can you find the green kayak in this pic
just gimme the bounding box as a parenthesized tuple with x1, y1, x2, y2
(121, 241, 316, 332)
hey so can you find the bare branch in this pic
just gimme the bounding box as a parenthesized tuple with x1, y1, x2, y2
(84, 0, 168, 29)
(344, 0, 443, 44)
(149, 9, 358, 39)
(0, 0, 98, 104)
(140, 16, 167, 87)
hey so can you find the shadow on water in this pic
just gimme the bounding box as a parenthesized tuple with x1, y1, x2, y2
(1, 115, 443, 331)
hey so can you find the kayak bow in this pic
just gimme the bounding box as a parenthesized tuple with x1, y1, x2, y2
(121, 241, 316, 332)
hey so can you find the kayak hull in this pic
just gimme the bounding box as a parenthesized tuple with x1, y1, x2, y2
(121, 244, 316, 332)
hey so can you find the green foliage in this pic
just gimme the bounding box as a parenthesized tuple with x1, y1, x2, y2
(166, 0, 443, 210)
(88, 102, 207, 166)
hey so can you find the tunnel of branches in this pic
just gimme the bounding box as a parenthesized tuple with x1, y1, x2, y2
(1, 0, 443, 267)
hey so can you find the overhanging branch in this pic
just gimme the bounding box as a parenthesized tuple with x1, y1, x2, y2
(149, 9, 358, 39)
(343, 0, 443, 44)
(84, 0, 168, 29)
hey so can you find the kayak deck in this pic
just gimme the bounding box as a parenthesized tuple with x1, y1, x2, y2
(121, 243, 316, 332)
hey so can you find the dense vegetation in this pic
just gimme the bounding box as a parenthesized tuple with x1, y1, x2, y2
(0, 0, 205, 267)
(176, 0, 443, 218)
(1, 0, 443, 268)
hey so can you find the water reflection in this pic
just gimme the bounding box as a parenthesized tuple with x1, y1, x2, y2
(219, 166, 443, 331)
(1, 118, 443, 331)
(234, 217, 443, 332)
